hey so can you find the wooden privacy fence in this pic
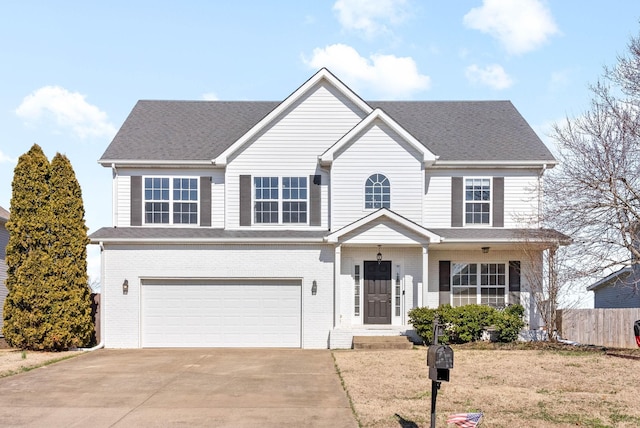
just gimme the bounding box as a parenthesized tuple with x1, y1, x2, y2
(558, 308, 640, 348)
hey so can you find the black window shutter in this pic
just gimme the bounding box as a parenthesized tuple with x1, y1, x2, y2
(493, 177, 504, 227)
(509, 261, 521, 292)
(200, 176, 211, 227)
(239, 175, 251, 226)
(439, 261, 451, 292)
(451, 177, 463, 227)
(310, 174, 321, 226)
(130, 176, 142, 226)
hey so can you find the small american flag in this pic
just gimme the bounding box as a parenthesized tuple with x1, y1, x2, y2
(446, 412, 483, 427)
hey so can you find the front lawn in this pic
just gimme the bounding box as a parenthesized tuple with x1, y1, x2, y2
(333, 344, 640, 427)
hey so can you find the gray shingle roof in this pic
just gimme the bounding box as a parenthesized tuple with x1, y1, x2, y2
(89, 227, 328, 242)
(99, 99, 555, 163)
(90, 226, 569, 245)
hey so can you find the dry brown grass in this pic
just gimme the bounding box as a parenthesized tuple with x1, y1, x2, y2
(333, 344, 640, 428)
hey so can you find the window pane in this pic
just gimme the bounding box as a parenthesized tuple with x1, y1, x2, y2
(364, 174, 390, 209)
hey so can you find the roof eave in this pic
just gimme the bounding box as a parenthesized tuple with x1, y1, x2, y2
(99, 159, 219, 168)
(91, 236, 327, 245)
(431, 160, 558, 169)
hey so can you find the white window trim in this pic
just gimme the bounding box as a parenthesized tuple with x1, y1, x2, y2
(252, 176, 309, 226)
(463, 176, 492, 227)
(450, 261, 509, 307)
(143, 176, 200, 226)
(363, 172, 391, 211)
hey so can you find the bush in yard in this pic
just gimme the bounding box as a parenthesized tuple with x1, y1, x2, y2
(446, 304, 496, 343)
(46, 153, 93, 349)
(3, 145, 93, 350)
(409, 303, 526, 344)
(492, 304, 525, 343)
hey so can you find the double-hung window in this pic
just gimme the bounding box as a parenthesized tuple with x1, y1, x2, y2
(451, 262, 506, 307)
(144, 177, 198, 224)
(254, 176, 307, 224)
(465, 178, 490, 224)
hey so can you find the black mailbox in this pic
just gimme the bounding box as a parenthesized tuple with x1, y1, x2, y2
(427, 345, 454, 369)
(427, 344, 454, 382)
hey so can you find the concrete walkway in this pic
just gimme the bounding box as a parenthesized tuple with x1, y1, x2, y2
(0, 348, 358, 427)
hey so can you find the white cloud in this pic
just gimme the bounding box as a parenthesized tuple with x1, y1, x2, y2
(0, 150, 17, 164)
(463, 0, 559, 55)
(304, 43, 430, 99)
(16, 86, 117, 139)
(333, 0, 409, 38)
(465, 64, 514, 90)
(201, 92, 219, 101)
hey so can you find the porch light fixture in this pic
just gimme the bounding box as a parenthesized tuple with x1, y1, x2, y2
(377, 245, 383, 265)
(482, 247, 490, 254)
(122, 279, 129, 295)
(311, 280, 317, 295)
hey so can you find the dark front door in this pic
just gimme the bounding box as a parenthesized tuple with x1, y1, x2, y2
(364, 261, 392, 324)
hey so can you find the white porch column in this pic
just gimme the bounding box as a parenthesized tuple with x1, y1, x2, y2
(334, 245, 341, 327)
(421, 245, 429, 306)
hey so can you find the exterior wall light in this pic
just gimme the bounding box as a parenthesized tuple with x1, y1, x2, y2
(122, 279, 129, 295)
(311, 280, 317, 295)
(377, 245, 383, 264)
(482, 247, 490, 254)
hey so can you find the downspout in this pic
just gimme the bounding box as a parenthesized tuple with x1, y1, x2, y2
(537, 164, 547, 228)
(79, 241, 105, 351)
(111, 163, 118, 227)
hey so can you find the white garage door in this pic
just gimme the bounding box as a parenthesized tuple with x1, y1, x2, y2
(141, 279, 301, 348)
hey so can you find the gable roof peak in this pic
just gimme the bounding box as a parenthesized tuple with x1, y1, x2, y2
(212, 68, 373, 166)
(320, 106, 438, 167)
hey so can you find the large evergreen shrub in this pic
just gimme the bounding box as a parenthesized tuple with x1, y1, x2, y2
(3, 145, 93, 350)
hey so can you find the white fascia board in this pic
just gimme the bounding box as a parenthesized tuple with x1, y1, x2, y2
(431, 160, 558, 169)
(320, 108, 438, 167)
(98, 159, 218, 168)
(213, 68, 373, 166)
(326, 209, 442, 244)
(93, 237, 326, 245)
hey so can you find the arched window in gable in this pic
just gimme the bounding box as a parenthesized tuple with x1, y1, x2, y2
(364, 173, 390, 209)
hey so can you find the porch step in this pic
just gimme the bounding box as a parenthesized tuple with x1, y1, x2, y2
(352, 335, 413, 350)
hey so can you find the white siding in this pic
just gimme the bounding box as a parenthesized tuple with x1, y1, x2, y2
(504, 174, 539, 227)
(423, 169, 541, 229)
(101, 243, 334, 349)
(112, 168, 220, 228)
(424, 175, 451, 228)
(331, 121, 424, 230)
(338, 246, 422, 327)
(226, 81, 366, 229)
(211, 172, 225, 228)
(115, 174, 130, 228)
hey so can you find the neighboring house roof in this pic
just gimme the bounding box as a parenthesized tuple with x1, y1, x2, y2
(587, 266, 634, 292)
(98, 70, 556, 166)
(0, 206, 8, 222)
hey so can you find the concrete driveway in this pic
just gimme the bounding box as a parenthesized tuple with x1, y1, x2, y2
(0, 348, 358, 428)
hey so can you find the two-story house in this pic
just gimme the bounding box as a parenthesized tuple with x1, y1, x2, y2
(90, 68, 565, 348)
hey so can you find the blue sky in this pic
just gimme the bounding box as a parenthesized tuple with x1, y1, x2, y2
(1, 1, 639, 304)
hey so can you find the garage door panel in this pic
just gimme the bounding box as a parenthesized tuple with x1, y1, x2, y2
(141, 280, 301, 348)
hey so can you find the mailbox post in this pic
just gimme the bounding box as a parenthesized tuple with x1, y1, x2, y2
(427, 315, 454, 428)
